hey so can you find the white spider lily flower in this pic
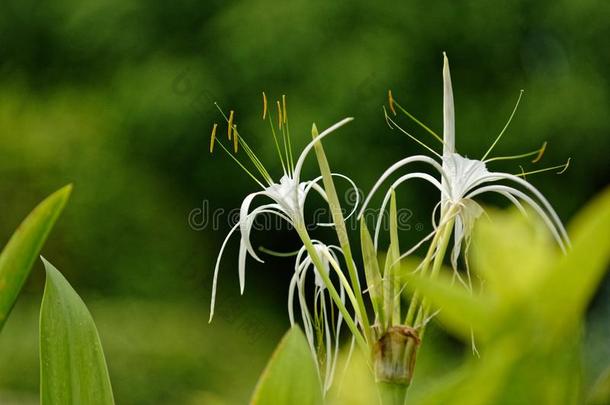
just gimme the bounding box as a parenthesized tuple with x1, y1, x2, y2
(288, 241, 349, 392)
(208, 94, 356, 321)
(360, 54, 570, 283)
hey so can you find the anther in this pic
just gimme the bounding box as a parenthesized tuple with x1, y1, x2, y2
(282, 95, 288, 124)
(532, 141, 547, 163)
(233, 124, 238, 153)
(388, 90, 397, 115)
(262, 92, 267, 120)
(228, 110, 234, 140)
(276, 101, 282, 128)
(210, 123, 218, 153)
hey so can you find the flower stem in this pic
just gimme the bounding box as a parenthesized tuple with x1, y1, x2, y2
(414, 214, 455, 338)
(377, 382, 407, 405)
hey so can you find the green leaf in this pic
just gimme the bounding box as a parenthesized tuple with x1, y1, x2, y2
(360, 218, 384, 326)
(0, 184, 72, 331)
(403, 271, 495, 341)
(541, 186, 610, 326)
(251, 327, 322, 405)
(40, 258, 115, 405)
(470, 207, 555, 298)
(388, 190, 401, 323)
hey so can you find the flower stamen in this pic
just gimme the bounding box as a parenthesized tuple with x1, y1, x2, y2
(263, 92, 288, 174)
(481, 90, 524, 160)
(532, 141, 547, 163)
(390, 97, 444, 145)
(233, 123, 239, 153)
(384, 108, 442, 158)
(388, 90, 397, 115)
(213, 102, 273, 186)
(209, 123, 217, 153)
(227, 110, 234, 140)
(283, 94, 295, 171)
(516, 158, 571, 177)
(484, 141, 547, 164)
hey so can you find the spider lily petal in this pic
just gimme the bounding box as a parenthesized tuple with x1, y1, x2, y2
(287, 241, 348, 392)
(467, 184, 568, 252)
(358, 155, 449, 219)
(304, 173, 361, 227)
(293, 117, 354, 182)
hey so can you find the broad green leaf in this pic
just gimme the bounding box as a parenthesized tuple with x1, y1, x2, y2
(0, 184, 72, 331)
(470, 207, 555, 298)
(40, 258, 115, 405)
(403, 271, 495, 341)
(251, 327, 322, 405)
(541, 186, 610, 326)
(327, 347, 377, 405)
(360, 218, 384, 326)
(396, 257, 451, 284)
(588, 365, 610, 405)
(408, 339, 518, 405)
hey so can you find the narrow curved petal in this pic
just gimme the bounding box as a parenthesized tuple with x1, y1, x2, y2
(293, 117, 354, 181)
(467, 184, 567, 252)
(496, 190, 528, 216)
(238, 241, 247, 294)
(483, 172, 570, 245)
(358, 155, 447, 219)
(237, 206, 292, 297)
(373, 172, 447, 248)
(239, 191, 270, 260)
(287, 271, 299, 325)
(298, 264, 316, 357)
(209, 222, 240, 322)
(240, 203, 291, 264)
(304, 173, 361, 227)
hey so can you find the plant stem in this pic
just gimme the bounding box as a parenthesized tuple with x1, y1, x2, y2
(377, 382, 407, 405)
(414, 214, 455, 339)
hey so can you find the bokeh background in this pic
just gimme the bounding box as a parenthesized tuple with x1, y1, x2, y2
(0, 0, 608, 403)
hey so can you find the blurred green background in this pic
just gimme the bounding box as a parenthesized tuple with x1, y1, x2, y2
(0, 0, 608, 403)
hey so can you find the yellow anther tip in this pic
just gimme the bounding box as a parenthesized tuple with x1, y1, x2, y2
(210, 123, 218, 153)
(532, 141, 547, 163)
(233, 124, 238, 153)
(276, 100, 282, 127)
(227, 110, 235, 140)
(282, 95, 287, 124)
(388, 90, 397, 115)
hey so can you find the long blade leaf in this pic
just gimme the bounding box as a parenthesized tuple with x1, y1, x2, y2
(0, 184, 72, 330)
(250, 327, 322, 405)
(40, 258, 115, 405)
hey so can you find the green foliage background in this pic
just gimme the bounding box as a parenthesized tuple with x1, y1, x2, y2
(0, 0, 608, 403)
